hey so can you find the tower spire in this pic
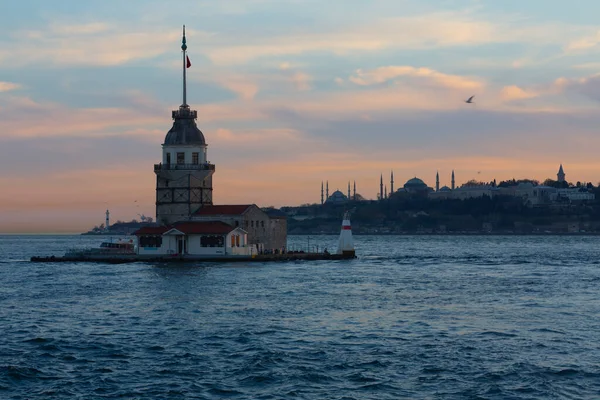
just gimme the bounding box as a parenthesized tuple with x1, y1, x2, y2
(182, 25, 188, 107)
(380, 174, 383, 200)
(390, 170, 394, 194)
(557, 164, 566, 183)
(353, 180, 356, 200)
(436, 171, 440, 192)
(348, 181, 351, 199)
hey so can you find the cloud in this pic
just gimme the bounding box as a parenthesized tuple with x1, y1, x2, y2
(349, 66, 483, 90)
(213, 127, 305, 144)
(564, 30, 600, 53)
(291, 72, 312, 91)
(0, 23, 206, 67)
(213, 75, 260, 100)
(553, 73, 600, 102)
(500, 85, 539, 101)
(0, 82, 20, 92)
(48, 22, 112, 35)
(201, 12, 591, 65)
(0, 8, 593, 71)
(0, 95, 166, 139)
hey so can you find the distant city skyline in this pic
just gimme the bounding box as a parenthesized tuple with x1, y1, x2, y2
(3, 1, 600, 232)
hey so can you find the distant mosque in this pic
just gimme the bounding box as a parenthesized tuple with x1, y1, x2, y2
(319, 164, 576, 204)
(320, 180, 366, 205)
(376, 170, 456, 199)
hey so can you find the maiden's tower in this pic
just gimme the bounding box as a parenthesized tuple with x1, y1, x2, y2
(154, 26, 214, 225)
(146, 26, 287, 254)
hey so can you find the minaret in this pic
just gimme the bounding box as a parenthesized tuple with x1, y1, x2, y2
(380, 174, 384, 200)
(557, 164, 565, 183)
(390, 170, 394, 194)
(436, 171, 440, 192)
(326, 181, 329, 200)
(353, 180, 356, 200)
(384, 185, 387, 199)
(321, 181, 324, 205)
(155, 26, 215, 225)
(347, 181, 351, 199)
(451, 170, 455, 190)
(105, 209, 110, 231)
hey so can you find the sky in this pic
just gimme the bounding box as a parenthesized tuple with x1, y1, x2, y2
(3, 0, 600, 232)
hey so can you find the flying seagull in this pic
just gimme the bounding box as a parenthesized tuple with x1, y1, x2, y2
(465, 95, 475, 104)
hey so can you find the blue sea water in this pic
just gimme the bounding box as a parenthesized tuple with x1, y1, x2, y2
(1, 234, 600, 399)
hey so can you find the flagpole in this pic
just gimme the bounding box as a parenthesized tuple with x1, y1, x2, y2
(182, 25, 187, 107)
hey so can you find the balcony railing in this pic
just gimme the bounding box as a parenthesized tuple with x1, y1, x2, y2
(154, 163, 215, 172)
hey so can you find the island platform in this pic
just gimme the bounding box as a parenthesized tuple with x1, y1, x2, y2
(30, 251, 356, 264)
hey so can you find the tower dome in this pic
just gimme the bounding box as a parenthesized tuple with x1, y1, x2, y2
(163, 106, 206, 146)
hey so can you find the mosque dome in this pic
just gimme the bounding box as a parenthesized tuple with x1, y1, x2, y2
(164, 107, 206, 146)
(326, 190, 348, 204)
(439, 186, 452, 192)
(404, 177, 427, 189)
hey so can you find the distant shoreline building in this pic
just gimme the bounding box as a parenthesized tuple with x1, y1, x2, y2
(366, 165, 594, 205)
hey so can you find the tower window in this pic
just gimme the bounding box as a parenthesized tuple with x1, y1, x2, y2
(166, 153, 171, 164)
(192, 152, 199, 165)
(177, 152, 185, 164)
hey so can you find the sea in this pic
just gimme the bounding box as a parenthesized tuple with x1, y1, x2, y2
(1, 234, 599, 399)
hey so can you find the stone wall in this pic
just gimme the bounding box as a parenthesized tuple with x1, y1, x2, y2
(155, 169, 214, 225)
(192, 205, 287, 251)
(268, 217, 287, 250)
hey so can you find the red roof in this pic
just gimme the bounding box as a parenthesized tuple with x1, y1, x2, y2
(170, 221, 234, 234)
(194, 204, 254, 216)
(133, 226, 170, 235)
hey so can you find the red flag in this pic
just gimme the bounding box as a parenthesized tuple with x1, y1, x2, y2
(186, 55, 191, 68)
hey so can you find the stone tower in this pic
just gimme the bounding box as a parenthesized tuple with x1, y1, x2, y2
(155, 26, 215, 225)
(557, 164, 565, 183)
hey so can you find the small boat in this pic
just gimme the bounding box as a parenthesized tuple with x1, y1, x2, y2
(65, 239, 136, 257)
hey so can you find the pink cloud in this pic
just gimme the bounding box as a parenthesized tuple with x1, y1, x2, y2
(349, 66, 484, 90)
(0, 82, 20, 92)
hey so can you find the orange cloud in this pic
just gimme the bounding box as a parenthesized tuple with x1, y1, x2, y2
(349, 66, 483, 89)
(500, 85, 539, 101)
